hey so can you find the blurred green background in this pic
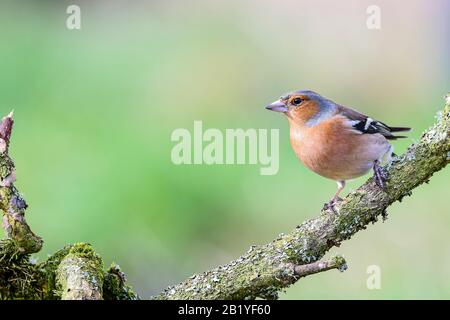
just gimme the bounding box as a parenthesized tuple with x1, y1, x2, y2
(0, 0, 449, 299)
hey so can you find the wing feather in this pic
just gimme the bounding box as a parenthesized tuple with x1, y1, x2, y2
(337, 105, 411, 140)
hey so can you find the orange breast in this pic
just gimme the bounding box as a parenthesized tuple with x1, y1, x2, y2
(288, 115, 390, 181)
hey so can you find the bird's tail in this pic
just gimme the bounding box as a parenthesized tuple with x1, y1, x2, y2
(384, 126, 412, 140)
(388, 126, 412, 132)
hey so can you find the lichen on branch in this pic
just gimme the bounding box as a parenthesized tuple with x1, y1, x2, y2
(56, 243, 104, 300)
(0, 112, 43, 254)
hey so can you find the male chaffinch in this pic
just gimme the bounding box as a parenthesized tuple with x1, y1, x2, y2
(266, 90, 411, 210)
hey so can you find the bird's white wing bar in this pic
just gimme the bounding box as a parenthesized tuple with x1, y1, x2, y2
(364, 118, 374, 131)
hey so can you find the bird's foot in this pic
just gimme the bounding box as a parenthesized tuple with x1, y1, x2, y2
(373, 160, 388, 190)
(323, 197, 342, 213)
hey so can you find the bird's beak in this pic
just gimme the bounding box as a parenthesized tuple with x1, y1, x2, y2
(265, 100, 288, 113)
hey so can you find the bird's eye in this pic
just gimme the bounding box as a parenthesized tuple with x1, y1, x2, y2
(292, 97, 303, 105)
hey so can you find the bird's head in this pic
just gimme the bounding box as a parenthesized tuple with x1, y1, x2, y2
(266, 90, 337, 127)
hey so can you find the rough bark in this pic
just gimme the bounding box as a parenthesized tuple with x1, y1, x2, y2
(0, 112, 42, 254)
(56, 243, 104, 300)
(0, 95, 449, 300)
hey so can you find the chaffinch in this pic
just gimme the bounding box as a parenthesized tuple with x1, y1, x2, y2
(266, 90, 411, 210)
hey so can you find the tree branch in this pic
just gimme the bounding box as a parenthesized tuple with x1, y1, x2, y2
(293, 255, 347, 278)
(56, 243, 104, 300)
(154, 95, 450, 300)
(0, 112, 43, 254)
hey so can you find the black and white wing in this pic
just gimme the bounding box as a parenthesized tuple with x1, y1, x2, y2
(339, 105, 411, 140)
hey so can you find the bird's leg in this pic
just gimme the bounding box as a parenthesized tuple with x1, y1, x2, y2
(373, 160, 388, 189)
(323, 180, 346, 212)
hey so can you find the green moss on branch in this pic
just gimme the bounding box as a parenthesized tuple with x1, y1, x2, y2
(56, 243, 104, 300)
(0, 239, 45, 299)
(0, 113, 42, 254)
(103, 264, 139, 300)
